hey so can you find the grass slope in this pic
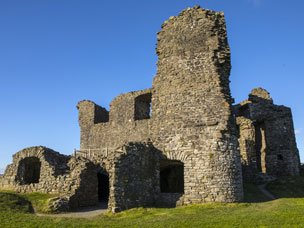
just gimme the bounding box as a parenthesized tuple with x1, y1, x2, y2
(267, 176, 304, 198)
(1, 177, 304, 228)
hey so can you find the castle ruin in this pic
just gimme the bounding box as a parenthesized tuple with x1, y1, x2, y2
(0, 6, 300, 213)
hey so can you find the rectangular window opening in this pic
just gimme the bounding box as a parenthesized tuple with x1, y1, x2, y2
(134, 93, 152, 120)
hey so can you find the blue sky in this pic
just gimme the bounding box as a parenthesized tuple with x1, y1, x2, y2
(0, 0, 303, 172)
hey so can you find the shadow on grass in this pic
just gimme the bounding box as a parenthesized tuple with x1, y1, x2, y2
(266, 176, 304, 199)
(0, 192, 34, 213)
(243, 176, 304, 203)
(243, 183, 273, 203)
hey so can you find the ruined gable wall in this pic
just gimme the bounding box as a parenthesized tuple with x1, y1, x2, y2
(150, 6, 243, 203)
(235, 88, 300, 181)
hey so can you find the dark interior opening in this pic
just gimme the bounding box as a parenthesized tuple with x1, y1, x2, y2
(160, 160, 184, 193)
(254, 122, 267, 173)
(277, 154, 283, 161)
(134, 93, 152, 120)
(17, 157, 41, 185)
(97, 173, 109, 202)
(236, 124, 240, 138)
(94, 105, 109, 123)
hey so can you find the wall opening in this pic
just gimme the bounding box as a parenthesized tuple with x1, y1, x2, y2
(277, 154, 283, 161)
(160, 160, 184, 193)
(17, 157, 41, 185)
(97, 173, 109, 202)
(254, 122, 267, 173)
(134, 93, 152, 120)
(94, 106, 109, 123)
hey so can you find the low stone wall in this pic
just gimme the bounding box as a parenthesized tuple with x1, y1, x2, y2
(0, 146, 98, 210)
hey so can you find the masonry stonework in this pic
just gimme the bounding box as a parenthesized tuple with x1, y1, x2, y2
(0, 146, 98, 210)
(0, 6, 300, 213)
(151, 6, 243, 204)
(234, 88, 300, 182)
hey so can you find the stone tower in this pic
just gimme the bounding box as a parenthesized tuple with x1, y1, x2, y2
(151, 6, 243, 203)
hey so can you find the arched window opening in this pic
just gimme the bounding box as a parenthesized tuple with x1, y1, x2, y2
(97, 173, 109, 202)
(160, 160, 184, 193)
(17, 157, 41, 185)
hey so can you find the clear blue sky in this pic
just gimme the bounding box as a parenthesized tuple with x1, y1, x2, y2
(0, 0, 303, 172)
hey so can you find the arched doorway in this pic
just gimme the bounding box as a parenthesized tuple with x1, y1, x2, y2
(97, 173, 109, 202)
(17, 157, 41, 185)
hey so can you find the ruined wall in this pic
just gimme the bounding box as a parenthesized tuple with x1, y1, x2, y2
(69, 141, 158, 213)
(77, 88, 152, 151)
(76, 6, 245, 207)
(76, 89, 154, 212)
(109, 142, 158, 212)
(0, 146, 98, 210)
(150, 6, 243, 203)
(236, 116, 257, 181)
(3, 5, 301, 214)
(234, 88, 300, 182)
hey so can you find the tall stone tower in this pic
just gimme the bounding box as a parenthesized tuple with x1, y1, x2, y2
(151, 6, 243, 203)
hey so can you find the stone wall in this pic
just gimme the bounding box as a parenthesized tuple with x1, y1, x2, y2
(0, 146, 98, 210)
(76, 6, 246, 208)
(109, 142, 158, 212)
(77, 88, 152, 150)
(151, 6, 243, 203)
(77, 6, 244, 207)
(234, 88, 300, 182)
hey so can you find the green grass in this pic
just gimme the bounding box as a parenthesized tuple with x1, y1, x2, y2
(0, 190, 57, 213)
(1, 197, 304, 228)
(243, 183, 271, 203)
(267, 176, 304, 198)
(0, 191, 32, 213)
(22, 192, 59, 213)
(1, 177, 304, 228)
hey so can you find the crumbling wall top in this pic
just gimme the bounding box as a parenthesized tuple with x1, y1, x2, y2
(77, 100, 109, 126)
(248, 87, 273, 104)
(156, 5, 227, 59)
